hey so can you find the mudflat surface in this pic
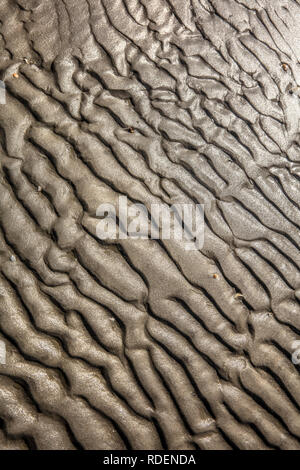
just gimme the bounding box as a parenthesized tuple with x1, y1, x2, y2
(0, 0, 300, 450)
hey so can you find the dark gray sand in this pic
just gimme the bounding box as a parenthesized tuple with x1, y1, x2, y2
(0, 0, 300, 450)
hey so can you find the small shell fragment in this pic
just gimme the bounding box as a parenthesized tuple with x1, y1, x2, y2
(234, 293, 244, 299)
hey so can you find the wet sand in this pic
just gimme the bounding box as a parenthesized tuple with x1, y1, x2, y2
(0, 0, 300, 450)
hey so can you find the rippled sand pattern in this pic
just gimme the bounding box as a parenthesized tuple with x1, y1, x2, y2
(1, 0, 300, 450)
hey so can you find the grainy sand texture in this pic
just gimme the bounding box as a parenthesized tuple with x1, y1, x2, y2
(0, 0, 300, 450)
